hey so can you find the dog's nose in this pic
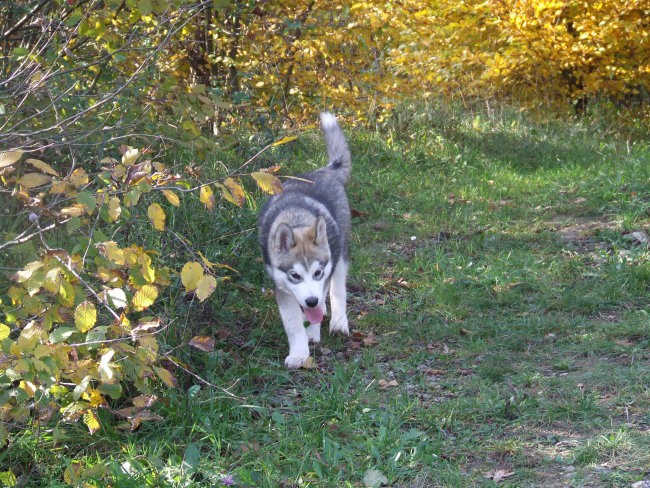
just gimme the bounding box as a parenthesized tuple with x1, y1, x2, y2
(305, 297, 319, 308)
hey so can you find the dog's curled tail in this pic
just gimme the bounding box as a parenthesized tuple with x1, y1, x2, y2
(320, 112, 351, 184)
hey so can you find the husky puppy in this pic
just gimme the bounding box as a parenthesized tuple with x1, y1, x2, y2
(258, 112, 351, 368)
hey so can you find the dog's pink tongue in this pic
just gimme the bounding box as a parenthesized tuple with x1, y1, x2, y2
(304, 306, 324, 324)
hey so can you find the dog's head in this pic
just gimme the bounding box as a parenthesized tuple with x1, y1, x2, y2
(269, 216, 331, 323)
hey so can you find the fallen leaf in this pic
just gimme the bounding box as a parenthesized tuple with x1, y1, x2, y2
(363, 331, 378, 347)
(216, 328, 230, 340)
(189, 335, 215, 352)
(301, 356, 317, 369)
(422, 368, 445, 376)
(363, 469, 388, 487)
(378, 379, 399, 389)
(485, 469, 515, 482)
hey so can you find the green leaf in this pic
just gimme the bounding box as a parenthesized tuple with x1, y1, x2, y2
(66, 217, 82, 235)
(98, 382, 122, 399)
(73, 375, 92, 401)
(154, 366, 177, 388)
(0, 423, 7, 449)
(11, 47, 29, 58)
(182, 443, 201, 472)
(139, 0, 153, 15)
(85, 326, 108, 346)
(76, 191, 97, 212)
(49, 327, 77, 343)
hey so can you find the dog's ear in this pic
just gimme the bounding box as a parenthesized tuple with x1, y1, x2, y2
(274, 223, 295, 253)
(314, 216, 327, 246)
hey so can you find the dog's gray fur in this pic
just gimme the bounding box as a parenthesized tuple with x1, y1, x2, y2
(258, 112, 351, 368)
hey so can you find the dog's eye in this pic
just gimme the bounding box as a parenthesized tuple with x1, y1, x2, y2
(288, 271, 301, 281)
(314, 268, 323, 279)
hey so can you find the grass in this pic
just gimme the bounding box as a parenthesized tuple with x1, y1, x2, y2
(3, 102, 650, 487)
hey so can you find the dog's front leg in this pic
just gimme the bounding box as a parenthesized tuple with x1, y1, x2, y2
(276, 290, 310, 368)
(329, 258, 350, 335)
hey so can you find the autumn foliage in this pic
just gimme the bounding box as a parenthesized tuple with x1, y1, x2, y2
(0, 145, 272, 438)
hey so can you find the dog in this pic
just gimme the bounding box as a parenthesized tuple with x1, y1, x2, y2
(258, 112, 351, 368)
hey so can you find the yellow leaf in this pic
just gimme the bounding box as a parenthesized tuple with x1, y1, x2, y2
(63, 462, 84, 484)
(196, 275, 217, 302)
(138, 254, 156, 284)
(19, 380, 37, 397)
(121, 148, 140, 166)
(50, 180, 68, 194)
(83, 410, 101, 434)
(98, 348, 115, 383)
(0, 150, 23, 168)
(302, 356, 317, 369)
(196, 250, 239, 273)
(251, 171, 282, 194)
(108, 196, 121, 221)
(189, 335, 215, 352)
(58, 279, 75, 307)
(69, 168, 89, 187)
(75, 301, 97, 333)
(17, 172, 51, 188)
(25, 158, 59, 176)
(271, 135, 298, 147)
(132, 284, 158, 311)
(44, 267, 62, 293)
(154, 366, 177, 388)
(0, 323, 9, 340)
(161, 189, 180, 207)
(147, 203, 165, 231)
(199, 185, 215, 210)
(181, 262, 203, 292)
(132, 394, 157, 408)
(97, 241, 125, 265)
(14, 261, 44, 283)
(223, 177, 246, 207)
(60, 204, 86, 217)
(86, 389, 106, 407)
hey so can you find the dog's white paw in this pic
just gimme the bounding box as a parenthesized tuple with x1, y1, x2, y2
(306, 323, 321, 343)
(285, 354, 310, 369)
(329, 315, 349, 335)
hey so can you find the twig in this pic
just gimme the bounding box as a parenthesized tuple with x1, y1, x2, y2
(0, 218, 71, 252)
(51, 254, 122, 323)
(164, 354, 241, 399)
(3, 0, 51, 38)
(67, 319, 173, 348)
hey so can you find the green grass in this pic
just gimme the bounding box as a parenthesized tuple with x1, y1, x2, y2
(4, 102, 650, 487)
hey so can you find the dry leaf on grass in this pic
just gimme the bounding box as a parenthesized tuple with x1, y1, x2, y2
(485, 469, 515, 483)
(378, 379, 399, 389)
